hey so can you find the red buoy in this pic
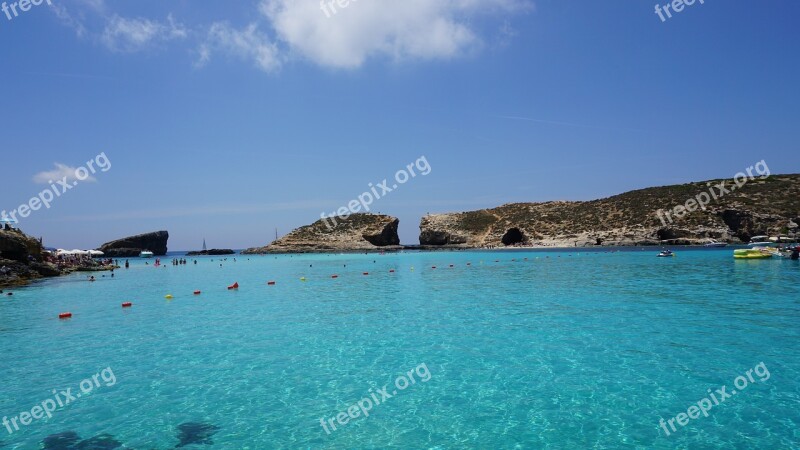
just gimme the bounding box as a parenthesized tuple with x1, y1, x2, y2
(389, 269, 395, 273)
(193, 290, 201, 295)
(363, 272, 369, 276)
(331, 275, 338, 279)
(432, 266, 437, 269)
(121, 302, 132, 308)
(58, 312, 72, 319)
(228, 282, 239, 290)
(267, 281, 276, 286)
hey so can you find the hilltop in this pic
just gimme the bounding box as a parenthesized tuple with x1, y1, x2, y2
(419, 174, 800, 248)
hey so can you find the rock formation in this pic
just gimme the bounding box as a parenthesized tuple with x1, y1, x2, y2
(0, 228, 61, 287)
(419, 174, 800, 248)
(98, 231, 169, 257)
(243, 214, 401, 254)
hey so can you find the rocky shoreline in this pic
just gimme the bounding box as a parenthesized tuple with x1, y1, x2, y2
(0, 229, 117, 288)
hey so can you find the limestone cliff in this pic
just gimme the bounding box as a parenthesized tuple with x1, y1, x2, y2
(98, 231, 169, 257)
(420, 174, 800, 247)
(243, 214, 400, 254)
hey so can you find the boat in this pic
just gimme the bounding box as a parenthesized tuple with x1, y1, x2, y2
(657, 250, 675, 257)
(139, 250, 154, 258)
(733, 248, 774, 259)
(704, 240, 728, 248)
(748, 236, 775, 247)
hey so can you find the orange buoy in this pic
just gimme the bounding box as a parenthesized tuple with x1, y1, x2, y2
(228, 282, 239, 290)
(267, 281, 276, 286)
(122, 302, 132, 308)
(331, 275, 338, 279)
(58, 312, 72, 319)
(363, 272, 369, 276)
(193, 290, 201, 295)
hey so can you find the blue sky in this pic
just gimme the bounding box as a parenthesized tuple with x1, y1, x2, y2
(1, 0, 798, 250)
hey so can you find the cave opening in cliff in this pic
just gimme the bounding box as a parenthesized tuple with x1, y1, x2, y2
(501, 228, 526, 246)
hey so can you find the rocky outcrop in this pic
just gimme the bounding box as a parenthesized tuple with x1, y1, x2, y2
(0, 228, 43, 262)
(98, 231, 169, 257)
(420, 174, 800, 248)
(0, 229, 61, 287)
(186, 249, 236, 256)
(243, 214, 401, 254)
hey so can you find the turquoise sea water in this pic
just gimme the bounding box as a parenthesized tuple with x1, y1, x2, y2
(0, 249, 798, 449)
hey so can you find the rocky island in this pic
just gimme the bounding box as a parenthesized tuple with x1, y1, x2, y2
(98, 231, 169, 257)
(242, 214, 401, 254)
(419, 174, 800, 248)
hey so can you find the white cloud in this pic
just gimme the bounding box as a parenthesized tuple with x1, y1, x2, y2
(102, 14, 187, 52)
(51, 0, 531, 72)
(197, 22, 282, 73)
(258, 0, 532, 68)
(33, 163, 97, 184)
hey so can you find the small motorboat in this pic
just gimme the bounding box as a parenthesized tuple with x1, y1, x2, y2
(657, 250, 675, 257)
(139, 250, 154, 258)
(748, 236, 775, 247)
(733, 248, 774, 259)
(704, 240, 728, 248)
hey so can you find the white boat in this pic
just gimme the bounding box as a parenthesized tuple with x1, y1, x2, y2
(704, 240, 728, 248)
(748, 236, 775, 247)
(657, 250, 675, 257)
(139, 251, 154, 258)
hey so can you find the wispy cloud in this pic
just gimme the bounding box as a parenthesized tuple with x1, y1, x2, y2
(49, 0, 532, 72)
(102, 14, 187, 52)
(197, 22, 281, 73)
(33, 163, 97, 184)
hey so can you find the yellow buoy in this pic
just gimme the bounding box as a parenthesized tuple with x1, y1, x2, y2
(300, 277, 307, 282)
(165, 294, 173, 299)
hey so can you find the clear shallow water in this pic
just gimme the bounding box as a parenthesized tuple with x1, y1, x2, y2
(0, 249, 798, 449)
